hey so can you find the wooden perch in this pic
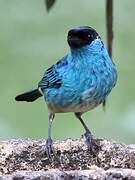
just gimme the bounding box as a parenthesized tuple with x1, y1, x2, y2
(0, 138, 135, 179)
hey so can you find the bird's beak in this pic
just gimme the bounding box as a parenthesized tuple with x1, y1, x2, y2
(67, 37, 83, 48)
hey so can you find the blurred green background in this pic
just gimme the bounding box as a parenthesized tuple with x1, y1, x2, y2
(0, 0, 135, 144)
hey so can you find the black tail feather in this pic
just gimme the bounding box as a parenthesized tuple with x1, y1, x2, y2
(15, 88, 43, 102)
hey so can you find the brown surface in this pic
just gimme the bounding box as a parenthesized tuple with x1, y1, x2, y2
(0, 138, 135, 179)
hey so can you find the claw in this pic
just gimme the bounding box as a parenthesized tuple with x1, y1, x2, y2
(45, 137, 55, 160)
(84, 130, 99, 153)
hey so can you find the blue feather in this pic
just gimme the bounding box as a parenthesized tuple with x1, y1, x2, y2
(39, 38, 117, 113)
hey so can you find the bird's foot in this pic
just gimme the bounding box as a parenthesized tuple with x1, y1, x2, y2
(45, 137, 55, 160)
(84, 130, 99, 153)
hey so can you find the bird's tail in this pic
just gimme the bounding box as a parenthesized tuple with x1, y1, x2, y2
(15, 88, 43, 102)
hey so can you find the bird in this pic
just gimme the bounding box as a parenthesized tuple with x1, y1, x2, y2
(15, 26, 117, 158)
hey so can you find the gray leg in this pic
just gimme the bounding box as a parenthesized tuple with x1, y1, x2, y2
(75, 112, 98, 153)
(46, 113, 55, 159)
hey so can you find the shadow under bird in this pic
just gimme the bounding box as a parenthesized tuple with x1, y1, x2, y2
(15, 26, 117, 158)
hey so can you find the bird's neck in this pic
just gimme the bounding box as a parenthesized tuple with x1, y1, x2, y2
(70, 39, 104, 61)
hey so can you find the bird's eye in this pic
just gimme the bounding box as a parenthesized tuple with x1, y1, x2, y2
(88, 34, 91, 38)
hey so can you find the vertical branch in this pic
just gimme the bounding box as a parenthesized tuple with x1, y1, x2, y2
(103, 0, 113, 110)
(106, 0, 113, 59)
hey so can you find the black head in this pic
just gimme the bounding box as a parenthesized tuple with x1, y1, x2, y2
(67, 26, 100, 48)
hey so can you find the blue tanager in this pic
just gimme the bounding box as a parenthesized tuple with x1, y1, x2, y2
(15, 26, 117, 158)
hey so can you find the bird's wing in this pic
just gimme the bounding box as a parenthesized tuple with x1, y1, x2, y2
(38, 55, 68, 89)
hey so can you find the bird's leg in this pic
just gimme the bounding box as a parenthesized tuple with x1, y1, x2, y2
(46, 113, 55, 159)
(75, 112, 98, 153)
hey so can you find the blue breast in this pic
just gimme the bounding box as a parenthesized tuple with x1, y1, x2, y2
(43, 39, 117, 113)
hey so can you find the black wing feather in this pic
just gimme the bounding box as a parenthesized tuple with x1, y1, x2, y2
(38, 65, 62, 89)
(38, 55, 68, 90)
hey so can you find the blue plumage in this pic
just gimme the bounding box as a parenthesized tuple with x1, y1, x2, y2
(39, 38, 117, 113)
(15, 26, 117, 158)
